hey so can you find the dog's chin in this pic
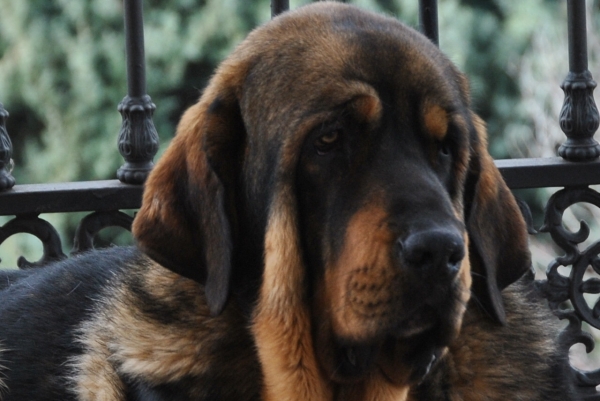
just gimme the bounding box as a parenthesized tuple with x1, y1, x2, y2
(328, 313, 456, 385)
(377, 327, 448, 385)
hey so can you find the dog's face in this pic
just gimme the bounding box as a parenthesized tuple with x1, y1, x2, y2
(291, 27, 472, 382)
(133, 2, 530, 389)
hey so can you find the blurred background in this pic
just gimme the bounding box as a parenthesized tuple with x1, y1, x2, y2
(1, 0, 600, 366)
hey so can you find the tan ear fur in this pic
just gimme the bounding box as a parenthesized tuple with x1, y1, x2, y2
(132, 64, 247, 316)
(339, 372, 410, 401)
(465, 114, 531, 324)
(251, 189, 332, 401)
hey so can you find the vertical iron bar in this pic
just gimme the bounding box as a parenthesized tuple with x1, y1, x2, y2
(124, 0, 146, 98)
(271, 0, 289, 18)
(419, 0, 439, 46)
(117, 0, 159, 184)
(558, 0, 600, 161)
(0, 103, 15, 191)
(567, 0, 587, 74)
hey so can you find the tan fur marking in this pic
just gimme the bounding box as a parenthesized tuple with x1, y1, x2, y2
(424, 103, 448, 141)
(105, 277, 215, 382)
(338, 372, 410, 401)
(252, 193, 332, 401)
(351, 94, 382, 123)
(327, 205, 396, 341)
(70, 352, 125, 401)
(71, 259, 255, 400)
(457, 233, 472, 314)
(364, 376, 409, 401)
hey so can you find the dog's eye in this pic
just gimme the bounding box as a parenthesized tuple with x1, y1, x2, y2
(315, 129, 342, 155)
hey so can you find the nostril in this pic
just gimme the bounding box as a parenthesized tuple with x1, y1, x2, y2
(399, 229, 465, 276)
(447, 246, 465, 274)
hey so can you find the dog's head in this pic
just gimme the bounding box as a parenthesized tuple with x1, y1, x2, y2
(133, 2, 530, 386)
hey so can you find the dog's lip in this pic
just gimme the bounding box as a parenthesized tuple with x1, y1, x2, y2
(393, 316, 436, 338)
(390, 304, 438, 339)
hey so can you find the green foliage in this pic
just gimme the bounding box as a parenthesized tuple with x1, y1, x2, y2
(0, 0, 272, 186)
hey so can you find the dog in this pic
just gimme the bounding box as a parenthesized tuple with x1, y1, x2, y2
(0, 2, 577, 400)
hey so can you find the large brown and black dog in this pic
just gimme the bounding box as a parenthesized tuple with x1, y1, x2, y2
(0, 2, 577, 401)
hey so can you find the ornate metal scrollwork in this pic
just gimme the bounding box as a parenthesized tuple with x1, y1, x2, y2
(72, 210, 134, 254)
(0, 214, 66, 268)
(0, 103, 15, 191)
(117, 95, 159, 185)
(0, 211, 134, 269)
(537, 186, 600, 397)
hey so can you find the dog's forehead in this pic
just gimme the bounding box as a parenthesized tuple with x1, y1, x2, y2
(229, 2, 472, 179)
(233, 3, 468, 129)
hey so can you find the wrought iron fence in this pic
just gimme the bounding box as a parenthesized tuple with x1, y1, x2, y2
(1, 0, 599, 398)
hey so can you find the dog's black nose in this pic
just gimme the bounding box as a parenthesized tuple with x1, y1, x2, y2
(398, 229, 465, 276)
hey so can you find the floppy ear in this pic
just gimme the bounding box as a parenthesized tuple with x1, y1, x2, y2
(465, 114, 531, 324)
(251, 189, 332, 401)
(132, 86, 245, 316)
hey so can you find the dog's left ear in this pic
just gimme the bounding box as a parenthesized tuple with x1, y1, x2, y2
(132, 76, 245, 316)
(465, 114, 531, 325)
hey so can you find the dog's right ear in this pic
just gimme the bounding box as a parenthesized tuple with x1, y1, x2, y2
(464, 114, 531, 325)
(132, 76, 246, 316)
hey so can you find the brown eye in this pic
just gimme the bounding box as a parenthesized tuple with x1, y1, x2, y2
(315, 129, 342, 155)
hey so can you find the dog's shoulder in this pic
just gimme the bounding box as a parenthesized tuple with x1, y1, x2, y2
(68, 248, 261, 401)
(0, 247, 143, 400)
(410, 277, 578, 401)
(0, 246, 261, 401)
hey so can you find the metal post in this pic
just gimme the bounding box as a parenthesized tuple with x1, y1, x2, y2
(0, 103, 15, 191)
(558, 0, 600, 161)
(271, 0, 289, 18)
(117, 0, 159, 184)
(419, 0, 439, 46)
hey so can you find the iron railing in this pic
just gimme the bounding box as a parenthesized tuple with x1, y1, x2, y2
(1, 0, 599, 398)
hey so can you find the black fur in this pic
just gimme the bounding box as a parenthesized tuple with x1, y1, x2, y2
(0, 248, 135, 400)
